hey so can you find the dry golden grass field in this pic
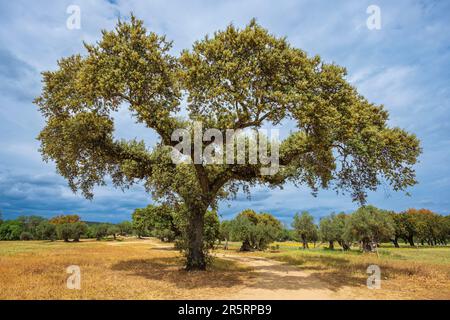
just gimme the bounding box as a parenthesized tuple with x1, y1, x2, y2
(0, 238, 449, 300)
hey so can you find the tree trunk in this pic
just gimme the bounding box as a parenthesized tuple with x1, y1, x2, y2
(391, 237, 400, 248)
(329, 241, 334, 250)
(224, 238, 228, 250)
(407, 236, 415, 247)
(240, 239, 252, 251)
(362, 239, 372, 252)
(338, 241, 350, 251)
(185, 206, 206, 271)
(301, 236, 308, 249)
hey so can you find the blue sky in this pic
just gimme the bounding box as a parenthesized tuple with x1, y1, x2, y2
(0, 0, 449, 224)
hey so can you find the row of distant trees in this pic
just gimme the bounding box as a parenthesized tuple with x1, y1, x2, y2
(1, 207, 449, 252)
(317, 207, 450, 251)
(130, 205, 450, 252)
(0, 213, 133, 241)
(220, 207, 450, 252)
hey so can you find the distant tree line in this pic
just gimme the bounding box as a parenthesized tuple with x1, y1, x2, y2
(317, 207, 450, 251)
(220, 206, 450, 252)
(1, 207, 448, 253)
(0, 213, 133, 241)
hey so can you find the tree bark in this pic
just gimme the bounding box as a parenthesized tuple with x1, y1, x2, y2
(391, 237, 400, 248)
(407, 235, 415, 247)
(185, 206, 206, 271)
(338, 241, 351, 251)
(329, 241, 334, 250)
(240, 239, 252, 251)
(301, 236, 308, 249)
(362, 239, 373, 252)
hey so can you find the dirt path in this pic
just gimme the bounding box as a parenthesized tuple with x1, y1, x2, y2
(114, 239, 370, 299)
(216, 253, 366, 300)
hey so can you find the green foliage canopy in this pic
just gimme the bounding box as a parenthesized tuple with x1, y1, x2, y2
(292, 211, 318, 248)
(35, 16, 421, 269)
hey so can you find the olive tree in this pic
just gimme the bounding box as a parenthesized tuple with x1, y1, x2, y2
(230, 209, 282, 251)
(89, 223, 109, 240)
(133, 204, 182, 242)
(230, 211, 257, 251)
(35, 16, 420, 270)
(219, 220, 232, 249)
(319, 213, 340, 249)
(292, 211, 317, 249)
(107, 225, 121, 240)
(203, 210, 221, 249)
(131, 208, 151, 238)
(56, 223, 72, 242)
(344, 206, 395, 251)
(36, 221, 57, 241)
(333, 213, 352, 250)
(117, 221, 133, 236)
(71, 222, 88, 242)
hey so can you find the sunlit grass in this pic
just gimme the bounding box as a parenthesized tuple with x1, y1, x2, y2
(0, 239, 449, 299)
(0, 239, 252, 300)
(214, 240, 450, 299)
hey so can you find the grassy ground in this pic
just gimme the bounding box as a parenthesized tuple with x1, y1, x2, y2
(218, 241, 450, 299)
(0, 239, 449, 299)
(0, 239, 252, 300)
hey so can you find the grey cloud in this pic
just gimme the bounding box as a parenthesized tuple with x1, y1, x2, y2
(1, 0, 449, 223)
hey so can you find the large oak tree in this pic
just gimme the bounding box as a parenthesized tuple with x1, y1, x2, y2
(35, 16, 420, 270)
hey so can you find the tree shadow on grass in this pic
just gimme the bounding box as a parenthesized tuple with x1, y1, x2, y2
(110, 257, 253, 290)
(224, 252, 438, 293)
(219, 255, 365, 292)
(249, 253, 438, 292)
(149, 246, 178, 251)
(111, 253, 435, 294)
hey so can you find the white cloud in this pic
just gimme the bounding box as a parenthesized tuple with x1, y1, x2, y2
(1, 0, 449, 221)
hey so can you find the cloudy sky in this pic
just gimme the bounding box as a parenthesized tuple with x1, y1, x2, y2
(0, 0, 449, 224)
